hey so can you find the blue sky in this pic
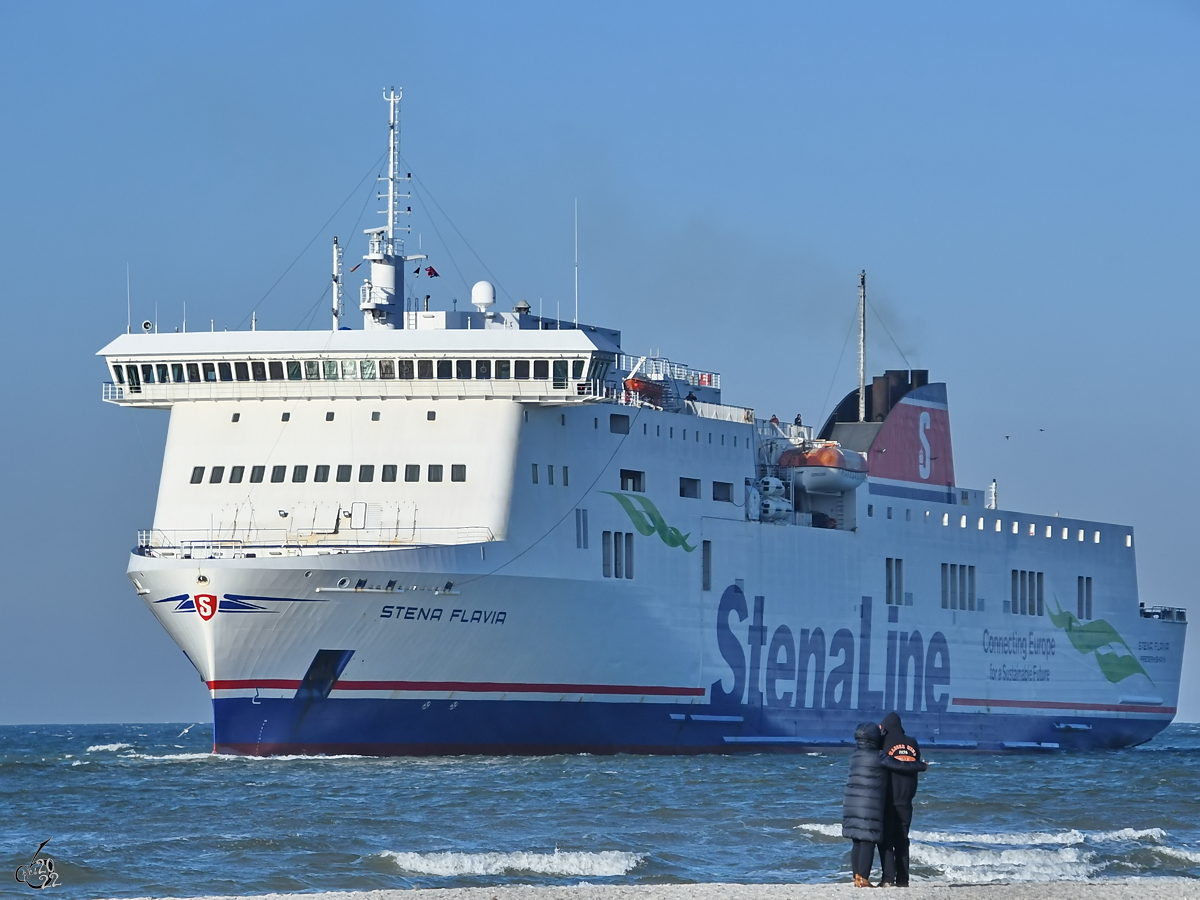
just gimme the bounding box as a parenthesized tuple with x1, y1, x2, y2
(1, 1, 1197, 723)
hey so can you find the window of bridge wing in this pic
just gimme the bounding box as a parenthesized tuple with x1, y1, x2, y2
(553, 360, 568, 389)
(475, 360, 491, 379)
(495, 360, 511, 379)
(157, 363, 169, 383)
(252, 361, 267, 381)
(398, 360, 414, 379)
(183, 363, 199, 383)
(286, 361, 302, 380)
(112, 366, 124, 384)
(268, 361, 285, 380)
(437, 359, 453, 379)
(171, 363, 184, 383)
(235, 361, 250, 381)
(514, 360, 530, 380)
(417, 360, 433, 379)
(533, 360, 549, 380)
(126, 365, 141, 389)
(341, 359, 357, 380)
(203, 363, 217, 382)
(304, 360, 320, 380)
(217, 362, 232, 381)
(456, 360, 472, 379)
(323, 360, 339, 380)
(360, 360, 376, 380)
(572, 359, 585, 380)
(378, 359, 395, 379)
(141, 364, 155, 384)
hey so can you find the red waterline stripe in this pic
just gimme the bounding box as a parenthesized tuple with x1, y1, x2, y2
(207, 679, 705, 697)
(953, 697, 1175, 715)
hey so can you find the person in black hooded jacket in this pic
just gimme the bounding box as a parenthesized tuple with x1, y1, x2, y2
(879, 711, 925, 887)
(842, 722, 928, 887)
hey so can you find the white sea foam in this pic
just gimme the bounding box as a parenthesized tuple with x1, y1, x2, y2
(910, 842, 1100, 882)
(1158, 845, 1200, 864)
(911, 827, 1167, 846)
(381, 849, 644, 877)
(796, 823, 843, 838)
(86, 743, 132, 753)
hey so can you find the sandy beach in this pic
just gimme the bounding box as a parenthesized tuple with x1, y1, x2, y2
(135, 881, 1200, 900)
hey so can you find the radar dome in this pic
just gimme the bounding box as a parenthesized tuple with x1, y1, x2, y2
(471, 280, 496, 312)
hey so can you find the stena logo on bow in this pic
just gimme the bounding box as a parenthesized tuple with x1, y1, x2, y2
(917, 411, 932, 480)
(195, 593, 218, 621)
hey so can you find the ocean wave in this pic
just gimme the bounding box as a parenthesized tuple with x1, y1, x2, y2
(1157, 845, 1200, 864)
(118, 752, 370, 762)
(86, 743, 133, 753)
(795, 823, 843, 838)
(381, 849, 644, 877)
(911, 843, 1099, 882)
(911, 827, 1167, 846)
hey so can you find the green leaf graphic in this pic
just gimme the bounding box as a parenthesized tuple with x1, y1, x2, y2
(1047, 599, 1150, 684)
(603, 492, 696, 552)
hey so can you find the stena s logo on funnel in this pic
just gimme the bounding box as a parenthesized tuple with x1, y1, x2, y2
(195, 593, 218, 621)
(917, 411, 932, 480)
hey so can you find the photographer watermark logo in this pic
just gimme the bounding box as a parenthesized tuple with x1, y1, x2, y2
(15, 840, 59, 890)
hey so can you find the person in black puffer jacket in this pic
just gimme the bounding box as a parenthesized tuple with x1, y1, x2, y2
(879, 711, 926, 887)
(842, 721, 928, 887)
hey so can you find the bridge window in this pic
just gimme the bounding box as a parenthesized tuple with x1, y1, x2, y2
(358, 465, 374, 483)
(286, 361, 302, 380)
(435, 359, 451, 379)
(251, 361, 267, 381)
(417, 360, 433, 379)
(125, 365, 141, 391)
(405, 464, 419, 482)
(229, 466, 244, 483)
(209, 466, 225, 484)
(495, 360, 511, 379)
(218, 362, 232, 381)
(336, 465, 351, 482)
(475, 360, 491, 379)
(428, 464, 443, 483)
(514, 360, 530, 380)
(553, 360, 568, 388)
(113, 366, 125, 384)
(304, 360, 320, 380)
(451, 464, 466, 482)
(141, 364, 155, 384)
(156, 364, 169, 383)
(340, 360, 357, 380)
(268, 361, 284, 380)
(323, 360, 338, 380)
(455, 360, 471, 379)
(292, 465, 308, 483)
(202, 362, 215, 382)
(398, 360, 414, 379)
(186, 363, 200, 383)
(382, 465, 397, 482)
(190, 466, 204, 484)
(235, 362, 250, 381)
(171, 363, 184, 383)
(378, 359, 395, 379)
(249, 466, 265, 483)
(572, 359, 586, 380)
(314, 465, 329, 483)
(360, 360, 376, 380)
(534, 360, 550, 380)
(270, 465, 286, 483)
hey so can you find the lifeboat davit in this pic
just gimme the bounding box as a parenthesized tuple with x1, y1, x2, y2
(778, 444, 867, 495)
(624, 377, 665, 402)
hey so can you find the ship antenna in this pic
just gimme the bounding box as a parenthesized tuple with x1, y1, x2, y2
(126, 263, 131, 334)
(332, 236, 343, 330)
(574, 198, 579, 326)
(858, 270, 866, 422)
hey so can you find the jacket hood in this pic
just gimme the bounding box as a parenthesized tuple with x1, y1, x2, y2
(854, 722, 883, 748)
(881, 711, 904, 736)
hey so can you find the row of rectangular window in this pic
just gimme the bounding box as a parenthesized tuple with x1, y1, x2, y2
(115, 358, 587, 390)
(609, 413, 745, 448)
(531, 464, 568, 486)
(602, 531, 634, 579)
(887, 558, 912, 606)
(942, 563, 978, 610)
(1010, 569, 1044, 616)
(189, 464, 465, 485)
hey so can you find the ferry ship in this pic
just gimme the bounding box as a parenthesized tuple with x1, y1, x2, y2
(100, 90, 1186, 755)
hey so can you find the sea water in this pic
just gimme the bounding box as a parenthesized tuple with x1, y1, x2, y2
(2, 722, 1197, 897)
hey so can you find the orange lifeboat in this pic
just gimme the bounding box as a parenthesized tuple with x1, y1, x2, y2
(624, 377, 665, 403)
(778, 444, 867, 495)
